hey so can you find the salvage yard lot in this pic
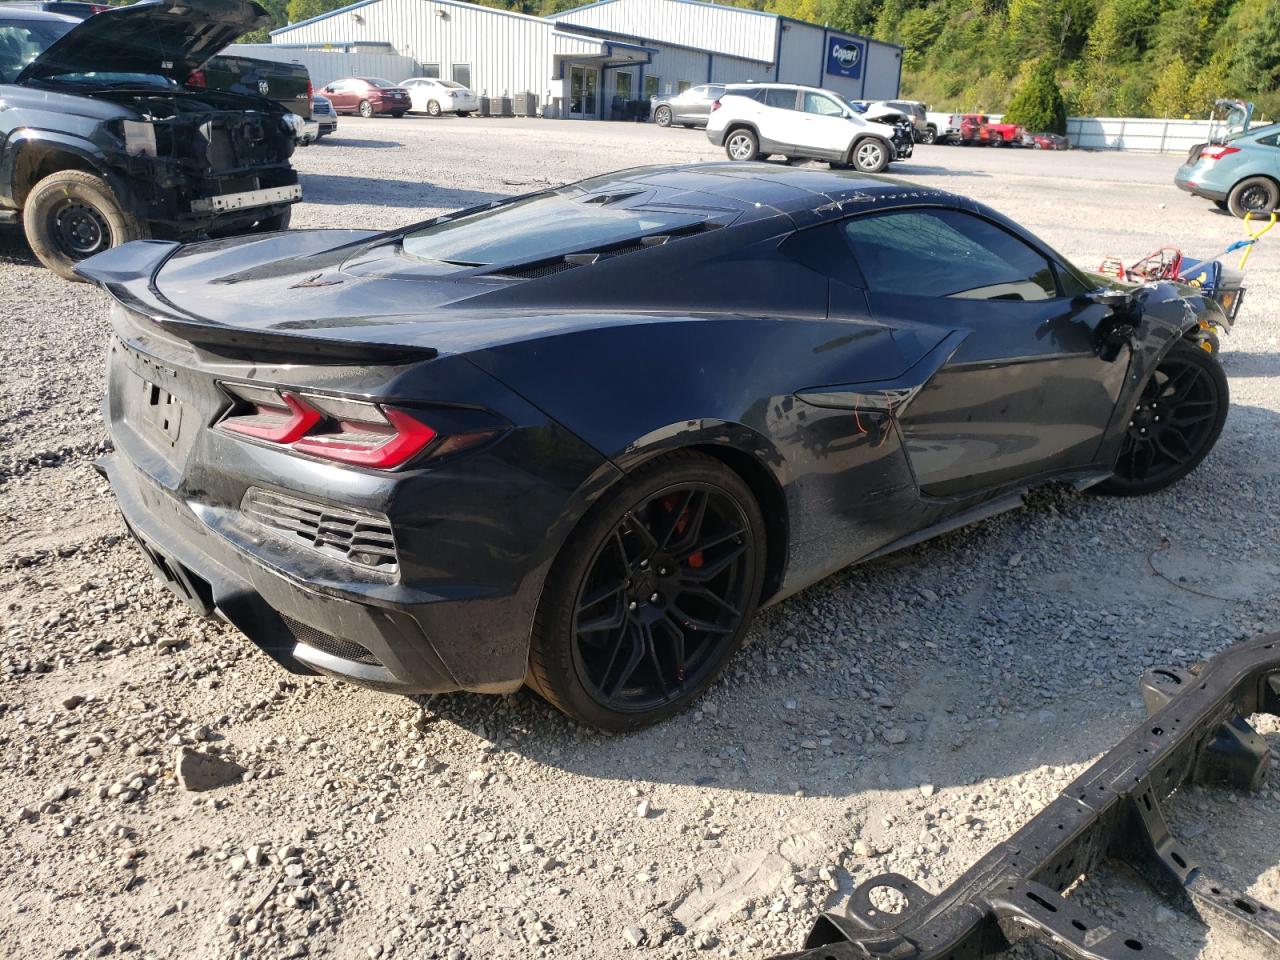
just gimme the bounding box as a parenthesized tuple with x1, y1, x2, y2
(2, 117, 1280, 959)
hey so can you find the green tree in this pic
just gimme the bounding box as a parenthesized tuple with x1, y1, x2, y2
(1228, 2, 1280, 99)
(1146, 58, 1194, 117)
(1002, 58, 1067, 131)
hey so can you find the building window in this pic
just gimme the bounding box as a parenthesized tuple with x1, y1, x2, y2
(422, 63, 440, 79)
(615, 71, 633, 99)
(677, 80, 691, 93)
(451, 63, 471, 88)
(644, 75, 659, 98)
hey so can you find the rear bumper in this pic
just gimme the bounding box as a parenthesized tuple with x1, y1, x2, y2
(706, 125, 727, 146)
(98, 451, 467, 693)
(1176, 174, 1226, 202)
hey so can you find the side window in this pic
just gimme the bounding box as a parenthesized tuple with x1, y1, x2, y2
(765, 88, 797, 110)
(1256, 133, 1279, 147)
(803, 92, 845, 117)
(687, 85, 706, 98)
(841, 209, 1061, 302)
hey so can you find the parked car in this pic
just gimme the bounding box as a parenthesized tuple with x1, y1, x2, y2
(1176, 122, 1280, 218)
(706, 83, 910, 173)
(924, 110, 961, 144)
(1027, 131, 1071, 150)
(319, 77, 409, 117)
(0, 0, 301, 280)
(399, 77, 478, 116)
(191, 53, 312, 133)
(311, 93, 337, 139)
(956, 113, 1024, 146)
(79, 162, 1228, 729)
(652, 83, 725, 128)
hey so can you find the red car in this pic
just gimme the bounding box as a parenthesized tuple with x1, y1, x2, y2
(1029, 132, 1071, 150)
(956, 113, 1024, 146)
(318, 77, 410, 118)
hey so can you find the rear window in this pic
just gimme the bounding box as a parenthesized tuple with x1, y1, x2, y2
(401, 193, 705, 267)
(764, 89, 797, 110)
(364, 77, 396, 88)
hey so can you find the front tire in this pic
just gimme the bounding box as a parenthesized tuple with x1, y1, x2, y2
(358, 99, 374, 118)
(1096, 341, 1228, 496)
(724, 128, 759, 162)
(23, 169, 147, 282)
(919, 126, 937, 145)
(851, 137, 889, 173)
(426, 99, 441, 117)
(527, 452, 767, 731)
(654, 105, 672, 127)
(1227, 177, 1279, 218)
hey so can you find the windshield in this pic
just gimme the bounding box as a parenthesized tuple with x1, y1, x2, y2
(401, 193, 705, 267)
(0, 18, 72, 82)
(365, 77, 397, 88)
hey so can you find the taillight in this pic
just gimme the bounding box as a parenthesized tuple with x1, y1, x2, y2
(219, 388, 319, 443)
(216, 384, 462, 470)
(711, 100, 721, 111)
(293, 406, 436, 469)
(1200, 145, 1241, 160)
(307, 80, 313, 100)
(187, 69, 206, 88)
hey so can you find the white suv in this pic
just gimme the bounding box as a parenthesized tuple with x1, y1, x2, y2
(705, 83, 910, 173)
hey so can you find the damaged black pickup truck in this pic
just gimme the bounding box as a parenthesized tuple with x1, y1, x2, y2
(0, 0, 302, 279)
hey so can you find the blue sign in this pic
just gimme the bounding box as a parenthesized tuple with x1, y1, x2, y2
(826, 37, 864, 79)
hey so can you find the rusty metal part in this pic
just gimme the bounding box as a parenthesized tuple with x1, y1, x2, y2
(772, 633, 1280, 960)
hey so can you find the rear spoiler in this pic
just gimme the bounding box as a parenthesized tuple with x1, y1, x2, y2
(75, 240, 438, 365)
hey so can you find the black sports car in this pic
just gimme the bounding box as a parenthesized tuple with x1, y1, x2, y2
(82, 163, 1231, 730)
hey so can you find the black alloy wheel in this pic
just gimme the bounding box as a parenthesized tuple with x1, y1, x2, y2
(528, 453, 766, 730)
(1098, 341, 1228, 496)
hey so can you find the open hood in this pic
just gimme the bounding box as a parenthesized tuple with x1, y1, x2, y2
(17, 0, 269, 85)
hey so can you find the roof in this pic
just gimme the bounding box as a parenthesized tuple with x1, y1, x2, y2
(577, 162, 960, 223)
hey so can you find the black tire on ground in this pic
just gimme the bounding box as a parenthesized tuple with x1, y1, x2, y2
(654, 105, 671, 127)
(390, 112, 405, 118)
(527, 451, 767, 731)
(1213, 199, 1229, 211)
(1226, 176, 1279, 219)
(724, 127, 759, 162)
(23, 169, 147, 282)
(426, 99, 441, 117)
(850, 137, 889, 173)
(457, 111, 471, 117)
(919, 126, 937, 145)
(1095, 340, 1228, 497)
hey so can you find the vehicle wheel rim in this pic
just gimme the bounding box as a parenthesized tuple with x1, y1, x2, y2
(857, 143, 882, 169)
(657, 107, 670, 125)
(52, 201, 110, 259)
(428, 101, 439, 116)
(1114, 354, 1221, 486)
(360, 101, 372, 117)
(1240, 185, 1272, 212)
(727, 134, 753, 160)
(571, 483, 753, 713)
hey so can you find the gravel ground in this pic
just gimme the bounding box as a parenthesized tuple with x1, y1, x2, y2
(2, 117, 1279, 960)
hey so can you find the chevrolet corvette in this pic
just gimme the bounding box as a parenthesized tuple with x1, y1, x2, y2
(82, 163, 1230, 730)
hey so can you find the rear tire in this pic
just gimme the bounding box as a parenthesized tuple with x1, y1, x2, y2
(358, 99, 374, 118)
(457, 111, 471, 117)
(725, 128, 759, 162)
(1226, 177, 1279, 218)
(527, 452, 767, 731)
(654, 105, 671, 127)
(919, 126, 937, 145)
(1096, 341, 1228, 496)
(427, 99, 441, 117)
(23, 169, 147, 282)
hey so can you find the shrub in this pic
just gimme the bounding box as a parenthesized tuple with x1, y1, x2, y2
(1003, 60, 1067, 132)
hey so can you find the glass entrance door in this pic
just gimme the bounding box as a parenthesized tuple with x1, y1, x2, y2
(569, 65, 599, 119)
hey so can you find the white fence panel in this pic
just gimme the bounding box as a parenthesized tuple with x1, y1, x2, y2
(224, 44, 422, 89)
(1066, 116, 1213, 153)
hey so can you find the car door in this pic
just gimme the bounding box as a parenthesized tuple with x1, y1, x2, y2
(325, 80, 354, 113)
(685, 84, 723, 124)
(670, 85, 703, 122)
(796, 90, 857, 161)
(833, 206, 1130, 497)
(758, 88, 802, 154)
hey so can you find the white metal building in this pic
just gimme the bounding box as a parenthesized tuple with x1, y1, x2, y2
(268, 0, 902, 119)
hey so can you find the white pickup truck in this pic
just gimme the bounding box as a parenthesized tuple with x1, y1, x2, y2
(923, 111, 1006, 144)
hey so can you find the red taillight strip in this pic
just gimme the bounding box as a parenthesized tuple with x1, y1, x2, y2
(220, 392, 321, 444)
(292, 408, 437, 468)
(1200, 145, 1241, 160)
